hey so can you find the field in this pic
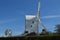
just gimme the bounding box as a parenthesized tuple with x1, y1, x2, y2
(0, 35, 60, 40)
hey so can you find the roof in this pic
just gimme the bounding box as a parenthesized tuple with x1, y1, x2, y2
(25, 15, 36, 20)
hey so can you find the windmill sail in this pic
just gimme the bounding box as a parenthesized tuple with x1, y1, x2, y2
(37, 1, 47, 32)
(38, 1, 40, 17)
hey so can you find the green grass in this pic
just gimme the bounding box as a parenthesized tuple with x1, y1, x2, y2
(0, 35, 60, 40)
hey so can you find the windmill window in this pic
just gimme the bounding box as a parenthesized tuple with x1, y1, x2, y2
(31, 25, 32, 27)
(32, 21, 34, 24)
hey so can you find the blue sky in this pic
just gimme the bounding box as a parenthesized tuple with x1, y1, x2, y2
(0, 0, 60, 36)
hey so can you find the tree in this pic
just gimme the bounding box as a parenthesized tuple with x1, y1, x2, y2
(55, 24, 60, 34)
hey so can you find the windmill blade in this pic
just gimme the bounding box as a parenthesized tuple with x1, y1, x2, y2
(38, 1, 40, 15)
(38, 18, 47, 31)
(37, 1, 40, 18)
(36, 1, 47, 33)
(41, 22, 46, 30)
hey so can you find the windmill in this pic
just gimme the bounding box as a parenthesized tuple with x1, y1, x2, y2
(5, 29, 12, 37)
(25, 1, 47, 35)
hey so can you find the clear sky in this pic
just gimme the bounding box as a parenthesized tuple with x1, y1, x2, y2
(0, 0, 60, 36)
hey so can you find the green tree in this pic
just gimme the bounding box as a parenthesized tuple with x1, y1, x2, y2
(55, 24, 60, 34)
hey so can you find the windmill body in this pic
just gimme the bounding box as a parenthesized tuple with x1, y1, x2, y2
(25, 1, 46, 35)
(25, 15, 39, 34)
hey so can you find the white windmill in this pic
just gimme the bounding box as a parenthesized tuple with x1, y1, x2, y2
(5, 29, 12, 37)
(25, 1, 47, 35)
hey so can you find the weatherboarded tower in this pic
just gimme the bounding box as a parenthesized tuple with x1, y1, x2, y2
(25, 15, 38, 34)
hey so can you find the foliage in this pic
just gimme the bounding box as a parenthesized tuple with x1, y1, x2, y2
(55, 24, 60, 34)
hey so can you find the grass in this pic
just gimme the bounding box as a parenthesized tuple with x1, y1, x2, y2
(0, 35, 60, 40)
